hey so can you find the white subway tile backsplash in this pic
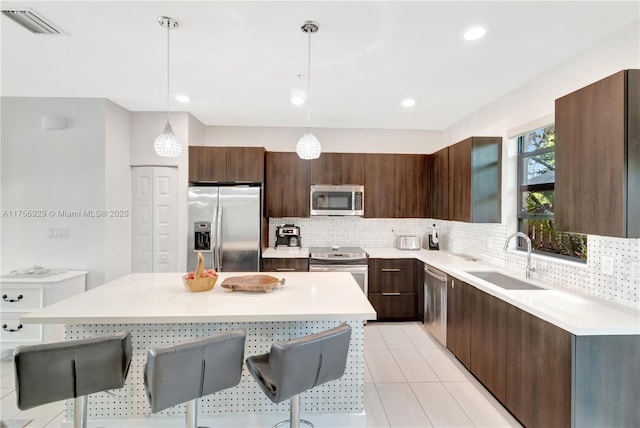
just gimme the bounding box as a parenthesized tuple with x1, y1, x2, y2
(269, 217, 639, 309)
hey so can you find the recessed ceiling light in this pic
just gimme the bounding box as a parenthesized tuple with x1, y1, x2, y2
(462, 24, 489, 41)
(290, 89, 306, 106)
(290, 95, 305, 106)
(402, 98, 416, 108)
(175, 94, 190, 103)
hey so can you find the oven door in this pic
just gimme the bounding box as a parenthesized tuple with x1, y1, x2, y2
(308, 264, 368, 295)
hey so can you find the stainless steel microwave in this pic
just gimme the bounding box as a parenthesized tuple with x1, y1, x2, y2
(310, 185, 364, 216)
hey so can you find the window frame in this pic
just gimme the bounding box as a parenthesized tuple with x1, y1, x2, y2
(516, 126, 587, 263)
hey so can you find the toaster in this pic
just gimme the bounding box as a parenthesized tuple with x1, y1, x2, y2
(394, 235, 420, 250)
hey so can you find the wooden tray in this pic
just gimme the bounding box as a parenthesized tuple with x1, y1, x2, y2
(220, 275, 285, 293)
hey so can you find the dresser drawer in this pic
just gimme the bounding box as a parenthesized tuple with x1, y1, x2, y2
(1, 315, 42, 343)
(0, 288, 43, 312)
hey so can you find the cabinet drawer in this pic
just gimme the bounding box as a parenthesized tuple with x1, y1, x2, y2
(262, 258, 309, 272)
(368, 292, 416, 320)
(1, 288, 43, 312)
(369, 258, 414, 271)
(1, 315, 42, 343)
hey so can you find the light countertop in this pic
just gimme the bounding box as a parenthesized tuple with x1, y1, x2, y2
(366, 248, 640, 336)
(21, 272, 376, 324)
(262, 247, 310, 258)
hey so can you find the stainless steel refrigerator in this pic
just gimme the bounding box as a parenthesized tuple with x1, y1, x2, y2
(187, 185, 261, 272)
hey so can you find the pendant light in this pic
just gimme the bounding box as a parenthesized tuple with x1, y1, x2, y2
(296, 20, 321, 160)
(154, 16, 183, 158)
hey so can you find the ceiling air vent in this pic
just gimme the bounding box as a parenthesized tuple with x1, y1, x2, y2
(2, 10, 61, 34)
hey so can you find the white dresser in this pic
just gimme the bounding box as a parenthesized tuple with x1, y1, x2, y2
(1, 270, 86, 356)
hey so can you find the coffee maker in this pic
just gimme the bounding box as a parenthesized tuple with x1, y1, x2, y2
(275, 224, 301, 248)
(427, 224, 440, 250)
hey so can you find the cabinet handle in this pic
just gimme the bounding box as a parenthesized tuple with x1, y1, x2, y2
(382, 292, 402, 296)
(2, 323, 23, 332)
(381, 269, 400, 272)
(2, 294, 23, 303)
(275, 268, 295, 271)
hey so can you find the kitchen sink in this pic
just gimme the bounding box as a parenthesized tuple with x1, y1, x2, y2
(465, 271, 546, 291)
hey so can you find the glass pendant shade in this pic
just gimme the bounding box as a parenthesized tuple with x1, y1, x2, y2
(296, 129, 321, 160)
(154, 17, 181, 158)
(297, 21, 321, 160)
(154, 123, 183, 157)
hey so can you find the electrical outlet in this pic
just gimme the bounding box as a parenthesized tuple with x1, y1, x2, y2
(49, 228, 69, 239)
(601, 255, 614, 276)
(633, 262, 640, 280)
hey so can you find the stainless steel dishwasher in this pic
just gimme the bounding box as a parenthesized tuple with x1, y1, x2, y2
(424, 264, 448, 346)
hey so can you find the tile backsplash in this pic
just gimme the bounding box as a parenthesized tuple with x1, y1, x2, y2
(269, 218, 639, 309)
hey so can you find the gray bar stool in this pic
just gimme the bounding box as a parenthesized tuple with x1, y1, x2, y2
(13, 331, 132, 428)
(245, 323, 352, 428)
(143, 328, 246, 428)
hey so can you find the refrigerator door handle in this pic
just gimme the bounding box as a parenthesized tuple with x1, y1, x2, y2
(212, 206, 219, 271)
(217, 206, 223, 271)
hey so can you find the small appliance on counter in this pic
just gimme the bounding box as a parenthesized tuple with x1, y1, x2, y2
(275, 224, 301, 249)
(392, 229, 420, 251)
(426, 224, 440, 250)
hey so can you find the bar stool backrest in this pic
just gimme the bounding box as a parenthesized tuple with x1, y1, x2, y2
(14, 331, 132, 410)
(144, 328, 246, 413)
(268, 323, 352, 403)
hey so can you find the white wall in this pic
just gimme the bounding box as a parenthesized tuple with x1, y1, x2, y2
(104, 100, 132, 282)
(188, 113, 207, 147)
(129, 111, 190, 270)
(0, 97, 107, 289)
(205, 126, 443, 154)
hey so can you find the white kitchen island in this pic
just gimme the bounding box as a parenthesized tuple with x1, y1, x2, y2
(21, 272, 376, 427)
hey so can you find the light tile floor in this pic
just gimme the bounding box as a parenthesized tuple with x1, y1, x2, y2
(0, 322, 521, 427)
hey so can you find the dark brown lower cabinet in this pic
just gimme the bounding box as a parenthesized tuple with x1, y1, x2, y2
(261, 258, 308, 272)
(470, 287, 507, 403)
(367, 293, 416, 319)
(505, 305, 572, 428)
(447, 277, 640, 428)
(367, 258, 417, 320)
(446, 278, 471, 369)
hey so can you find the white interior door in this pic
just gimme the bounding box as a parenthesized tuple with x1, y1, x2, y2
(131, 167, 178, 272)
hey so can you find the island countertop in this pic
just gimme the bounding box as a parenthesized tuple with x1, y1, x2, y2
(20, 272, 377, 324)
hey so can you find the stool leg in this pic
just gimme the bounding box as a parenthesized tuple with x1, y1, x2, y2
(186, 398, 198, 428)
(273, 395, 313, 428)
(73, 395, 88, 428)
(290, 394, 299, 428)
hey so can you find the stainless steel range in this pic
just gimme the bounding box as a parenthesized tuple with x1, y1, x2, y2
(308, 246, 368, 295)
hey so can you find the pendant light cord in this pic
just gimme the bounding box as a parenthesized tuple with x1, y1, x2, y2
(306, 28, 312, 126)
(166, 22, 171, 125)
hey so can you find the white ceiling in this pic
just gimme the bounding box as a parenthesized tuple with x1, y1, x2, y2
(1, 1, 639, 130)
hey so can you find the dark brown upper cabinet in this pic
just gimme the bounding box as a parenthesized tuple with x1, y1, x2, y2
(396, 154, 429, 218)
(310, 152, 364, 185)
(448, 136, 502, 223)
(430, 147, 449, 220)
(555, 69, 639, 238)
(265, 152, 311, 218)
(189, 146, 265, 183)
(364, 154, 397, 218)
(364, 153, 430, 218)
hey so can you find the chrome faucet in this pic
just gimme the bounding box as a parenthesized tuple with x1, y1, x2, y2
(504, 232, 535, 279)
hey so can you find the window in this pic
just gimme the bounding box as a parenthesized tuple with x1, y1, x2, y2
(517, 125, 587, 261)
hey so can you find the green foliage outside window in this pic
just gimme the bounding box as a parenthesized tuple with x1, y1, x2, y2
(517, 125, 587, 262)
